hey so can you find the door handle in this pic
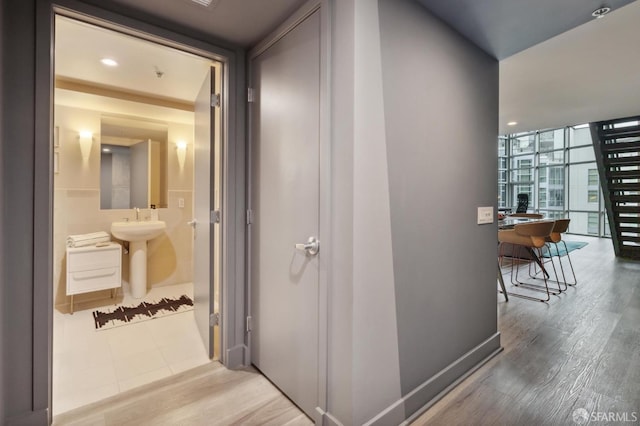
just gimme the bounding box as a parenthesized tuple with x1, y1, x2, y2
(187, 219, 197, 229)
(295, 237, 319, 256)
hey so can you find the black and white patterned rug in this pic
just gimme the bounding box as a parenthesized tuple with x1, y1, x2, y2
(92, 295, 193, 331)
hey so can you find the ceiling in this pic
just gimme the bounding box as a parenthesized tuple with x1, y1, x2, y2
(416, 0, 636, 60)
(499, 0, 640, 133)
(55, 16, 213, 103)
(55, 15, 211, 126)
(55, 0, 640, 135)
(108, 0, 309, 47)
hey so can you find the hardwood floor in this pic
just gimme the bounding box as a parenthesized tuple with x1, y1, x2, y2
(413, 236, 640, 425)
(54, 236, 638, 425)
(52, 362, 312, 425)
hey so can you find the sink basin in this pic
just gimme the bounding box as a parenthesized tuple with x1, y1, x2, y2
(111, 220, 166, 242)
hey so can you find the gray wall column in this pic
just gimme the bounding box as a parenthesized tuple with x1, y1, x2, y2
(325, 0, 355, 423)
(1, 0, 42, 423)
(0, 0, 5, 421)
(379, 0, 500, 419)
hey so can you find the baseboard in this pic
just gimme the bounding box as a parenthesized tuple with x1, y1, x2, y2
(316, 406, 347, 426)
(361, 332, 502, 426)
(6, 408, 49, 426)
(225, 343, 248, 369)
(401, 333, 502, 424)
(364, 397, 406, 426)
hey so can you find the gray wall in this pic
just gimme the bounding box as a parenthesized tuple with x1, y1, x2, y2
(1, 0, 41, 423)
(2, 0, 499, 423)
(0, 0, 5, 421)
(326, 0, 355, 423)
(327, 0, 500, 424)
(381, 0, 499, 386)
(100, 153, 112, 208)
(130, 141, 148, 209)
(380, 0, 500, 416)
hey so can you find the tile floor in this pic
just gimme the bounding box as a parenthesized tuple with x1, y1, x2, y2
(52, 282, 210, 415)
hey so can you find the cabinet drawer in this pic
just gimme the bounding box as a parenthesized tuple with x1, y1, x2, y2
(68, 247, 120, 272)
(67, 267, 121, 295)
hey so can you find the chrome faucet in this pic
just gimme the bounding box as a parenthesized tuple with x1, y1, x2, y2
(135, 207, 140, 221)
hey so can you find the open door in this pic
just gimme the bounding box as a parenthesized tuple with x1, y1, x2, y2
(193, 66, 217, 358)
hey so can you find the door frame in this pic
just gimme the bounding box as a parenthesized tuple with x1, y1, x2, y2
(34, 0, 247, 421)
(246, 0, 332, 422)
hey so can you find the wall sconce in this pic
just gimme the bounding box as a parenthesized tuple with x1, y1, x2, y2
(176, 140, 188, 170)
(78, 130, 93, 164)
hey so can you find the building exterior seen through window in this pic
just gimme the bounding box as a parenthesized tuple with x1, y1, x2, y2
(498, 124, 610, 237)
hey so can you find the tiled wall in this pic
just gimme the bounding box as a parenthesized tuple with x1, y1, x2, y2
(53, 104, 194, 312)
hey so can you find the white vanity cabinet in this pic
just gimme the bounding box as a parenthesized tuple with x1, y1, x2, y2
(66, 243, 122, 313)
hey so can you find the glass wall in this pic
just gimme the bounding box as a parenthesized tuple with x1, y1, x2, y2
(499, 124, 609, 237)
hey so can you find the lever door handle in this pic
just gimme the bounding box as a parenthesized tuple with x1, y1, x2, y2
(295, 237, 319, 256)
(187, 219, 197, 229)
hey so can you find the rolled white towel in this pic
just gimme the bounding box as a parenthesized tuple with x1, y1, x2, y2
(66, 231, 110, 248)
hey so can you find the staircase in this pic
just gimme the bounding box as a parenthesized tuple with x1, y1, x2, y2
(590, 117, 640, 259)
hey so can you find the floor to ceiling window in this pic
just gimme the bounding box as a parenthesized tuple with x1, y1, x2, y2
(499, 124, 609, 237)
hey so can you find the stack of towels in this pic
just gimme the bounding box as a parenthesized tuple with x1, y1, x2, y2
(66, 231, 111, 248)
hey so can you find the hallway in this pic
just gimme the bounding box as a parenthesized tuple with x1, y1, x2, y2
(53, 236, 640, 425)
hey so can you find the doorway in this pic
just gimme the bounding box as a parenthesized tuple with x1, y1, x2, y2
(51, 14, 222, 415)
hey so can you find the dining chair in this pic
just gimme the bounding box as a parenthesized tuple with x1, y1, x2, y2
(498, 220, 560, 302)
(516, 193, 529, 213)
(544, 218, 577, 288)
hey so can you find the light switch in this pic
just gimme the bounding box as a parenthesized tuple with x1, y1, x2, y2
(178, 198, 185, 208)
(477, 206, 493, 224)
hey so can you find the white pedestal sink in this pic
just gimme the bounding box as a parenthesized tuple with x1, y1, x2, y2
(110, 220, 166, 299)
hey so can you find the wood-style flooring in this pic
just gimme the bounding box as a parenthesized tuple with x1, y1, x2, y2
(54, 236, 639, 425)
(413, 236, 640, 425)
(52, 363, 312, 425)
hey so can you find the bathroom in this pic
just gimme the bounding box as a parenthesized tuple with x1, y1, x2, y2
(51, 15, 222, 414)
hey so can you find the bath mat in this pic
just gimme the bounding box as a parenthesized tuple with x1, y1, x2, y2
(93, 295, 193, 331)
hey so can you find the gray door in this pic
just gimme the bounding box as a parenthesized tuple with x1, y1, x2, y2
(249, 10, 320, 419)
(194, 67, 216, 358)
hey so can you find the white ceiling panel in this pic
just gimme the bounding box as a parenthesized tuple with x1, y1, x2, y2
(55, 15, 213, 103)
(500, 1, 640, 133)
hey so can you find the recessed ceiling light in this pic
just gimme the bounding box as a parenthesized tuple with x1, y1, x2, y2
(507, 121, 518, 126)
(100, 58, 118, 67)
(592, 6, 611, 18)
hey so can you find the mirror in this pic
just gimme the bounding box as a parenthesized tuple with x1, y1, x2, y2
(100, 115, 168, 209)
